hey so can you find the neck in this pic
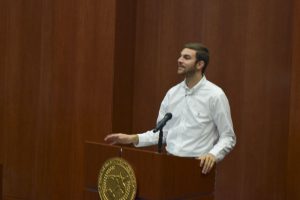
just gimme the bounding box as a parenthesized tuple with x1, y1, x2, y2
(185, 72, 203, 89)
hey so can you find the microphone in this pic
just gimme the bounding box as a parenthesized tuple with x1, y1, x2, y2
(153, 113, 172, 133)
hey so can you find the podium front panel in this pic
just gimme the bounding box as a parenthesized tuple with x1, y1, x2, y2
(84, 142, 215, 200)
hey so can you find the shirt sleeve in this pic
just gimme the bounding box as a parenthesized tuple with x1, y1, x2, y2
(134, 92, 169, 147)
(208, 92, 236, 162)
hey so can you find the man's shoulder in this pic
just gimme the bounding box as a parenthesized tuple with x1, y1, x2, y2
(204, 80, 225, 97)
(167, 81, 184, 94)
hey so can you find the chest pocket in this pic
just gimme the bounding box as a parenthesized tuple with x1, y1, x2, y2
(194, 111, 211, 123)
(186, 101, 211, 128)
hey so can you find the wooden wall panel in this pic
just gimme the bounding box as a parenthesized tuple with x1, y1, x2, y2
(112, 0, 136, 133)
(0, 0, 116, 199)
(0, 0, 7, 166)
(234, 1, 292, 198)
(2, 0, 43, 199)
(69, 0, 116, 199)
(287, 0, 300, 199)
(42, 0, 78, 199)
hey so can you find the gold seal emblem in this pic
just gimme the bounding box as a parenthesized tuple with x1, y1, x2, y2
(98, 157, 137, 200)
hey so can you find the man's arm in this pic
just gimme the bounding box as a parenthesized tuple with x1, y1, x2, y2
(208, 92, 236, 162)
(104, 133, 139, 145)
(197, 92, 236, 174)
(104, 90, 171, 147)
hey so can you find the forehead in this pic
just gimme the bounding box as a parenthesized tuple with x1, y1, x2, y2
(180, 48, 197, 56)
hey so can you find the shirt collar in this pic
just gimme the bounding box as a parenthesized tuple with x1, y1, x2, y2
(182, 75, 207, 93)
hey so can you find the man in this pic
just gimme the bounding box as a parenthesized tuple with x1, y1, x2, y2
(105, 43, 236, 174)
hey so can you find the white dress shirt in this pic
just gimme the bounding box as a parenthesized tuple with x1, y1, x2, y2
(135, 76, 236, 162)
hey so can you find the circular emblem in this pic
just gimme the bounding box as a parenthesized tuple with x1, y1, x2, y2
(98, 157, 137, 200)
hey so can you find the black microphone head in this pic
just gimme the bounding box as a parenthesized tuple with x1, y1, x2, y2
(165, 113, 172, 120)
(153, 113, 173, 133)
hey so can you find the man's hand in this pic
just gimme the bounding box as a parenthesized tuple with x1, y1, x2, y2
(197, 153, 216, 174)
(104, 133, 139, 145)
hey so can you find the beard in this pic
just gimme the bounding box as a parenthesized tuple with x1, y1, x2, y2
(177, 63, 198, 76)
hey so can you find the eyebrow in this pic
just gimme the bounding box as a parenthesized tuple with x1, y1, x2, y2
(181, 53, 192, 58)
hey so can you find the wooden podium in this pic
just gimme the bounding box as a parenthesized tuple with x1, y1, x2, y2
(84, 142, 215, 200)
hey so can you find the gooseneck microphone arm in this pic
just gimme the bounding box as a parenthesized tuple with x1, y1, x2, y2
(154, 113, 172, 153)
(158, 129, 164, 153)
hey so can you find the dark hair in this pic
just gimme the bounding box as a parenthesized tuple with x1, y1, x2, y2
(184, 43, 210, 74)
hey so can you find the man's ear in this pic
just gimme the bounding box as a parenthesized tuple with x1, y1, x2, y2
(196, 60, 205, 70)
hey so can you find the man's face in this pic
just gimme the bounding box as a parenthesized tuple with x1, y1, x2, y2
(177, 48, 200, 76)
